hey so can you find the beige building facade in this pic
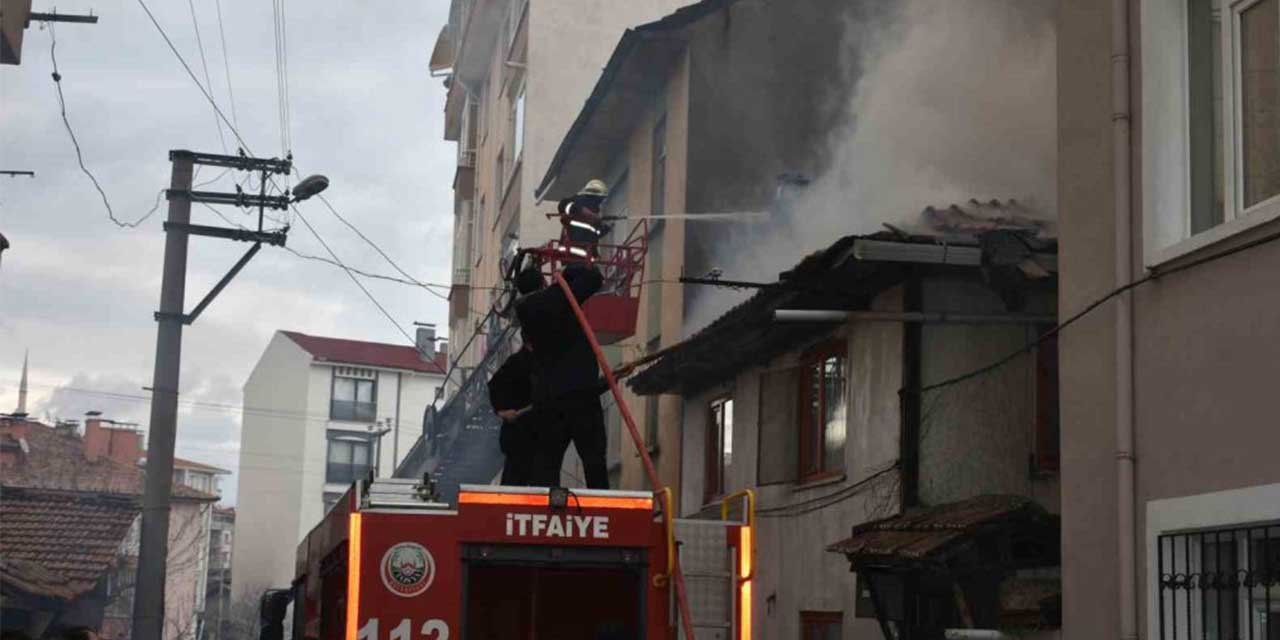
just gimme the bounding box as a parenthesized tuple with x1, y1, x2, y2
(432, 0, 690, 373)
(1058, 1, 1280, 639)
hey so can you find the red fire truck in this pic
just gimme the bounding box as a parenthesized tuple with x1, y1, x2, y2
(274, 213, 755, 640)
(286, 481, 754, 639)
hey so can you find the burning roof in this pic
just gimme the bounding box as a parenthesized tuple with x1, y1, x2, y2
(628, 210, 1057, 395)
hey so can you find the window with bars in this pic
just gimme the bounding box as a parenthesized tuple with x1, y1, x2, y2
(798, 342, 847, 480)
(1156, 522, 1280, 640)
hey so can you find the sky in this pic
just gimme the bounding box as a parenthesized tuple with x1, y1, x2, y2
(0, 0, 455, 505)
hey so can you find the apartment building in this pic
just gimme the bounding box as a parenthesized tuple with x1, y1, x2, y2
(231, 330, 446, 599)
(430, 0, 690, 372)
(535, 0, 867, 495)
(1058, 2, 1280, 640)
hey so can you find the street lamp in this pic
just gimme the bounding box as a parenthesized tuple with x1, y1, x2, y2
(291, 174, 330, 202)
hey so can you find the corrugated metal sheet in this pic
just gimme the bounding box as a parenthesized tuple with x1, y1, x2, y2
(827, 494, 1045, 562)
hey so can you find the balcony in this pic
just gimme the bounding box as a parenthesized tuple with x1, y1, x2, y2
(330, 400, 376, 423)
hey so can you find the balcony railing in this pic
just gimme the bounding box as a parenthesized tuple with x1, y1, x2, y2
(330, 400, 376, 423)
(326, 462, 374, 486)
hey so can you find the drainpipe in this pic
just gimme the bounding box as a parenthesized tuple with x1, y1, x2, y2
(1112, 0, 1138, 639)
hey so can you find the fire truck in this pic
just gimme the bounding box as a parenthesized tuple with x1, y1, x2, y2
(285, 481, 754, 639)
(273, 207, 755, 640)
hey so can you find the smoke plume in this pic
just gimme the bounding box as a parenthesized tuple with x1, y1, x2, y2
(684, 0, 1057, 334)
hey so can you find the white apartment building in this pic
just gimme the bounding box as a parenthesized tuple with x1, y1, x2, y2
(431, 0, 691, 369)
(231, 329, 447, 598)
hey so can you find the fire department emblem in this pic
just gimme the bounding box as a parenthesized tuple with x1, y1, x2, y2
(380, 542, 435, 597)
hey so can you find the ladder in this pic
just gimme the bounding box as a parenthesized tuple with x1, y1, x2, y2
(554, 274, 756, 640)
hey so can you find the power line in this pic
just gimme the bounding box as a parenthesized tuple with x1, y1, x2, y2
(314, 192, 447, 295)
(212, 0, 239, 130)
(185, 0, 228, 152)
(282, 246, 451, 299)
(46, 25, 160, 229)
(135, 0, 253, 156)
(291, 206, 420, 348)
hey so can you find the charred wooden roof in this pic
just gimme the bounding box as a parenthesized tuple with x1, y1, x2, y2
(628, 228, 1057, 396)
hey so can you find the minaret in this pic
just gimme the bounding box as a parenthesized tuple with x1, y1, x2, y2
(16, 349, 28, 415)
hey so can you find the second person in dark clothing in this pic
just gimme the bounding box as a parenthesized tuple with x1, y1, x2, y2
(515, 263, 610, 489)
(487, 340, 537, 486)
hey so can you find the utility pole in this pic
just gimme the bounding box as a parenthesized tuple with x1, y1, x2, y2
(133, 149, 322, 640)
(132, 150, 194, 640)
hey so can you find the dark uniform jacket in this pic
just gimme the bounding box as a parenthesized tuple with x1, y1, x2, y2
(514, 264, 603, 405)
(488, 349, 535, 455)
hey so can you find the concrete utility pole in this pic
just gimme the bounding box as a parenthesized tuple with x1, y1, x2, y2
(132, 149, 315, 640)
(132, 151, 194, 640)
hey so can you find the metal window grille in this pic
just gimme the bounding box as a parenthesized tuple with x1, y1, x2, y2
(1157, 522, 1280, 640)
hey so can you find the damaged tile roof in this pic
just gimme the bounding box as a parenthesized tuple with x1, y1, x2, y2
(282, 331, 448, 374)
(0, 419, 217, 501)
(0, 487, 140, 598)
(628, 214, 1057, 395)
(827, 494, 1057, 566)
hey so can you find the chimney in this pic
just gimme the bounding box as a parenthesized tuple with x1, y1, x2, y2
(15, 349, 28, 416)
(83, 412, 107, 463)
(415, 323, 437, 361)
(82, 412, 142, 465)
(436, 339, 448, 364)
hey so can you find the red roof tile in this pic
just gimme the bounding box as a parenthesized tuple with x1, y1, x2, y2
(0, 487, 140, 598)
(0, 419, 217, 501)
(827, 495, 1052, 562)
(282, 331, 448, 374)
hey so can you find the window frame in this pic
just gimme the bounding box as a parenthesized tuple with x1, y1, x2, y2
(797, 341, 848, 482)
(705, 395, 734, 504)
(1034, 327, 1061, 473)
(800, 610, 843, 640)
(324, 432, 375, 485)
(1142, 0, 1280, 266)
(329, 370, 378, 423)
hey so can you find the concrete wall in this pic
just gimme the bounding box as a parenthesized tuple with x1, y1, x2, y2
(678, 289, 903, 639)
(231, 332, 311, 599)
(918, 279, 1060, 511)
(1058, 1, 1280, 638)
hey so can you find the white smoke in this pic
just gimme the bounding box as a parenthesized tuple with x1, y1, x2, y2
(684, 0, 1058, 334)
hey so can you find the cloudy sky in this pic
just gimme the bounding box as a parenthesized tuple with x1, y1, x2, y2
(0, 0, 454, 504)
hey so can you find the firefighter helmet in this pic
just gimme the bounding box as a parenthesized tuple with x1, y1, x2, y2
(578, 179, 609, 198)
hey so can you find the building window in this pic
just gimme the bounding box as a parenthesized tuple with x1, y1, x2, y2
(1155, 522, 1280, 640)
(651, 115, 667, 218)
(798, 342, 847, 480)
(1035, 329, 1060, 472)
(326, 435, 373, 485)
(705, 397, 733, 502)
(644, 337, 662, 449)
(512, 84, 526, 163)
(331, 369, 377, 422)
(1145, 0, 1280, 261)
(189, 473, 210, 492)
(800, 611, 842, 640)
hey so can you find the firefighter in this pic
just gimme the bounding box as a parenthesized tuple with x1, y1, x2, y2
(515, 261, 610, 489)
(557, 179, 611, 258)
(488, 268, 546, 486)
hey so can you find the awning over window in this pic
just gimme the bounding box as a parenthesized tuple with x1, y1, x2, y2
(827, 494, 1059, 570)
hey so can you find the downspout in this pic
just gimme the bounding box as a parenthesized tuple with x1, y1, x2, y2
(394, 372, 403, 468)
(1112, 1, 1138, 639)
